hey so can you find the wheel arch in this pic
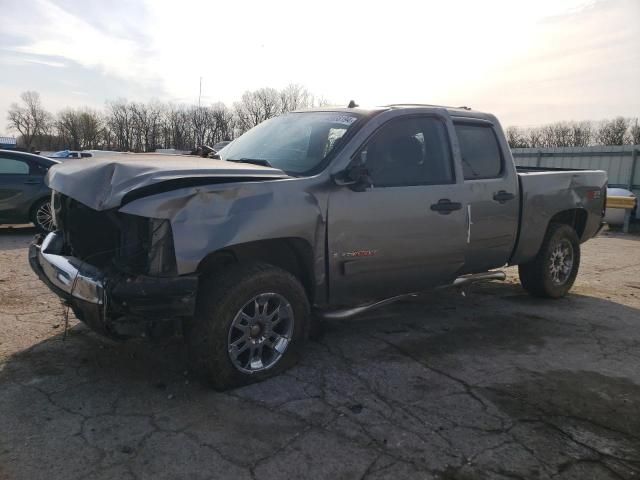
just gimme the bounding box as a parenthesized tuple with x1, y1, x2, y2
(547, 208, 588, 241)
(197, 237, 316, 302)
(511, 207, 589, 266)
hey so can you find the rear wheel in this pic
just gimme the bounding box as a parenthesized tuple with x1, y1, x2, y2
(187, 262, 310, 390)
(31, 198, 55, 233)
(518, 223, 580, 298)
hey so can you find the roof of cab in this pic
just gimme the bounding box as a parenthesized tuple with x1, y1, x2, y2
(292, 104, 496, 122)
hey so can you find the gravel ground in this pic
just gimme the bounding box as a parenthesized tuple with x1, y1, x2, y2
(1, 225, 639, 480)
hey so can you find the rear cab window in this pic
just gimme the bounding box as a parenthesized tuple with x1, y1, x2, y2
(454, 122, 503, 180)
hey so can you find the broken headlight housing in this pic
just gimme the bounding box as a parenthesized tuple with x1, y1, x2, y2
(147, 218, 177, 276)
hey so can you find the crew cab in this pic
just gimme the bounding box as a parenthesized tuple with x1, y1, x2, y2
(29, 105, 607, 389)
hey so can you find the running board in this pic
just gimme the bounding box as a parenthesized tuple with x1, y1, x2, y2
(316, 271, 506, 320)
(448, 270, 506, 288)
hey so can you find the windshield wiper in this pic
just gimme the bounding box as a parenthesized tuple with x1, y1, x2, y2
(226, 158, 273, 168)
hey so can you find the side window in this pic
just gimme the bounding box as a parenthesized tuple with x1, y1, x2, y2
(0, 157, 30, 175)
(454, 123, 502, 179)
(360, 117, 454, 188)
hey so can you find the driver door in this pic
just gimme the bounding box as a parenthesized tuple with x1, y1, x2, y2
(327, 115, 467, 305)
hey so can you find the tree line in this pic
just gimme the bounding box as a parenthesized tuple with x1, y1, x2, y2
(7, 89, 639, 152)
(6, 85, 327, 152)
(506, 118, 640, 149)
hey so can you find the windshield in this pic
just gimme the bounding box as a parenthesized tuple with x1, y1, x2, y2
(220, 112, 361, 174)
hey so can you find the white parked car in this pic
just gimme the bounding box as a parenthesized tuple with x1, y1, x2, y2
(48, 150, 93, 160)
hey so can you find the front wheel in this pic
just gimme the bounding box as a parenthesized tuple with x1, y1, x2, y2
(518, 223, 581, 298)
(187, 263, 310, 390)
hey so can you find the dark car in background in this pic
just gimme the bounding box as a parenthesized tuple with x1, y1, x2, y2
(0, 150, 59, 232)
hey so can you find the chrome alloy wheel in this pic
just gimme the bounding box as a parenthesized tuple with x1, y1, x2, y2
(35, 201, 56, 232)
(227, 293, 294, 374)
(549, 239, 574, 285)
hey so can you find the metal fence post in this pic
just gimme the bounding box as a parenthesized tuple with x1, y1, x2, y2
(629, 147, 638, 190)
(536, 149, 542, 167)
(623, 208, 631, 234)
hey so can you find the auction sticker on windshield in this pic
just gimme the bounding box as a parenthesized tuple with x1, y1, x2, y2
(325, 114, 358, 126)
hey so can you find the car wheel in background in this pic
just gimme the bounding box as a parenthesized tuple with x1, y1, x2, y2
(31, 198, 56, 233)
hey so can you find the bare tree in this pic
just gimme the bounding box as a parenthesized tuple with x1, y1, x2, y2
(506, 126, 529, 148)
(279, 84, 312, 112)
(234, 87, 282, 133)
(539, 124, 556, 148)
(106, 100, 133, 151)
(570, 121, 592, 147)
(190, 105, 207, 148)
(5, 87, 333, 152)
(79, 109, 102, 149)
(56, 109, 83, 149)
(525, 127, 543, 148)
(554, 122, 573, 147)
(55, 108, 102, 150)
(513, 121, 593, 148)
(6, 91, 52, 150)
(163, 104, 191, 150)
(210, 103, 235, 142)
(596, 117, 629, 146)
(628, 119, 640, 145)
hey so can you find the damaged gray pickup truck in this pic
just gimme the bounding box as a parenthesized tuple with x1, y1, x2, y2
(29, 105, 607, 389)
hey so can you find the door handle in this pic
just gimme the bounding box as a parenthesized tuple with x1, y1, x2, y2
(430, 199, 462, 214)
(493, 190, 515, 203)
(23, 179, 42, 185)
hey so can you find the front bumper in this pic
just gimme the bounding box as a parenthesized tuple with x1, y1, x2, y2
(29, 231, 105, 304)
(29, 232, 198, 338)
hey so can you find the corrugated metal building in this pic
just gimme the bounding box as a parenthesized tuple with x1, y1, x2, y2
(0, 137, 17, 150)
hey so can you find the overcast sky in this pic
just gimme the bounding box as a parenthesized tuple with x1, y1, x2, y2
(1, 0, 638, 135)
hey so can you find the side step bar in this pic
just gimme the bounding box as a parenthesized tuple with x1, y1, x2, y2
(316, 271, 506, 321)
(449, 270, 506, 288)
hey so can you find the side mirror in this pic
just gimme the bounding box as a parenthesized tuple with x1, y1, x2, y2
(332, 160, 371, 192)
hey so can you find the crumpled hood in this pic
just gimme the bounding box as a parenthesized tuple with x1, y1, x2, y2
(46, 154, 289, 210)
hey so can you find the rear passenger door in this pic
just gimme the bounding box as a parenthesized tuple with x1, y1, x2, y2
(453, 120, 518, 273)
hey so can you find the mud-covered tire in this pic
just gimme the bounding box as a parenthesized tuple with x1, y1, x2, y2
(187, 262, 310, 390)
(518, 223, 580, 299)
(31, 197, 55, 233)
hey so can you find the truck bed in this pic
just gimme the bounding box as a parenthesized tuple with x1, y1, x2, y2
(509, 169, 607, 265)
(516, 166, 584, 173)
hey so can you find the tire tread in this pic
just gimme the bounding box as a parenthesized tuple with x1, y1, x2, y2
(187, 262, 309, 390)
(518, 223, 580, 299)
